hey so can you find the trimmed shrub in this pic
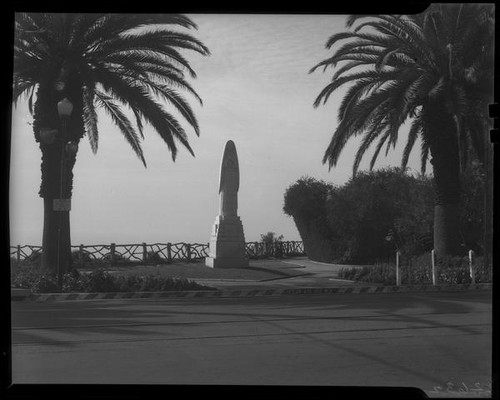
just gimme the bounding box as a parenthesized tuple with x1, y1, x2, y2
(326, 168, 434, 263)
(284, 166, 487, 264)
(10, 265, 214, 293)
(338, 265, 396, 285)
(283, 176, 337, 262)
(337, 254, 491, 285)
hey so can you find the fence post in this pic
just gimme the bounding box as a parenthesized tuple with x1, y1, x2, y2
(142, 242, 147, 263)
(79, 244, 84, 266)
(186, 243, 191, 262)
(17, 245, 21, 264)
(396, 251, 401, 286)
(469, 250, 476, 284)
(110, 243, 116, 264)
(167, 243, 172, 263)
(431, 249, 437, 285)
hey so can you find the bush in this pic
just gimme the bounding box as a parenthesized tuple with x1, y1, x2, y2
(460, 161, 487, 254)
(338, 265, 396, 285)
(24, 250, 42, 266)
(283, 176, 338, 262)
(326, 168, 434, 263)
(10, 265, 213, 293)
(337, 254, 492, 285)
(144, 251, 166, 265)
(11, 264, 47, 290)
(284, 165, 487, 264)
(80, 269, 116, 292)
(259, 232, 284, 257)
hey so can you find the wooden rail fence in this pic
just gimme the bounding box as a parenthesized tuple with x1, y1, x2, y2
(10, 241, 305, 266)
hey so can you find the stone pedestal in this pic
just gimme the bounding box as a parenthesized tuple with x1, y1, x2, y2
(205, 215, 249, 268)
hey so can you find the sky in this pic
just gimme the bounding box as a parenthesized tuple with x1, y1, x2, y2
(9, 13, 423, 247)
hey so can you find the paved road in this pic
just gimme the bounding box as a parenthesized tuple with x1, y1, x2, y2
(11, 290, 492, 397)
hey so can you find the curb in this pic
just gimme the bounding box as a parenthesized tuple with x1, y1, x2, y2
(11, 283, 493, 302)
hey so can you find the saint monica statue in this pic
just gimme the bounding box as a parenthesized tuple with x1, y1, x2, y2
(219, 140, 239, 217)
(206, 140, 249, 268)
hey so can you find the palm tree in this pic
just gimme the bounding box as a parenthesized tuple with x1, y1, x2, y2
(310, 4, 494, 257)
(13, 13, 210, 272)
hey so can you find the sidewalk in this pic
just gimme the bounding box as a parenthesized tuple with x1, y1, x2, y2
(193, 257, 374, 290)
(11, 257, 492, 301)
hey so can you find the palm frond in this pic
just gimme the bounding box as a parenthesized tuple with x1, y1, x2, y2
(97, 38, 201, 78)
(420, 137, 431, 175)
(12, 80, 36, 108)
(101, 52, 203, 104)
(352, 113, 389, 174)
(313, 69, 401, 108)
(145, 82, 200, 136)
(345, 15, 373, 29)
(82, 85, 99, 153)
(353, 18, 436, 70)
(96, 68, 194, 160)
(369, 130, 391, 170)
(83, 14, 198, 54)
(94, 90, 146, 167)
(13, 12, 208, 163)
(401, 113, 423, 169)
(316, 5, 493, 177)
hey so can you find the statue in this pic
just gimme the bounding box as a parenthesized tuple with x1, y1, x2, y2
(206, 140, 249, 268)
(219, 140, 239, 216)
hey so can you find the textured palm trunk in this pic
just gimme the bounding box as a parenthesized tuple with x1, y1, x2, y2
(424, 103, 463, 258)
(42, 197, 71, 273)
(483, 142, 493, 268)
(34, 82, 83, 273)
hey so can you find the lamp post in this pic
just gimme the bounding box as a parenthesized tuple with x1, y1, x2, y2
(56, 97, 74, 290)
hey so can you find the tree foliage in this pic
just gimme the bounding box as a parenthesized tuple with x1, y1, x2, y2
(13, 13, 210, 168)
(310, 5, 493, 257)
(283, 177, 337, 262)
(311, 5, 494, 176)
(284, 167, 486, 264)
(325, 168, 434, 262)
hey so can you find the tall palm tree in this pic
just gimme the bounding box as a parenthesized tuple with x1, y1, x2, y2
(13, 13, 210, 272)
(310, 4, 494, 257)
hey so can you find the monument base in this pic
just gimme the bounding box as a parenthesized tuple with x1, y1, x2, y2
(205, 215, 249, 269)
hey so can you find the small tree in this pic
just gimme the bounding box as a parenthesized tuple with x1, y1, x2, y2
(260, 232, 284, 257)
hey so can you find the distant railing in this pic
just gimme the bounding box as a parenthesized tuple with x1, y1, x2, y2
(10, 241, 306, 266)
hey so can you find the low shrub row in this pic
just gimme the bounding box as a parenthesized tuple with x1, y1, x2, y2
(11, 265, 214, 293)
(338, 255, 492, 285)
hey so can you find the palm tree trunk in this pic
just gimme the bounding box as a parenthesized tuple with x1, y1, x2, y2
(41, 198, 71, 272)
(34, 84, 83, 273)
(38, 136, 78, 272)
(483, 139, 493, 268)
(433, 203, 461, 256)
(424, 103, 463, 257)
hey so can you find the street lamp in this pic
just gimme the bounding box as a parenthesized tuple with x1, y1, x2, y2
(55, 97, 73, 290)
(57, 97, 73, 118)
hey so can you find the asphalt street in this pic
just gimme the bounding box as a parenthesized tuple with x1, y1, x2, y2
(11, 290, 492, 397)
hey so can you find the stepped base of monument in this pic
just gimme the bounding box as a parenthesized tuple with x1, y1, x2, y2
(205, 256, 249, 269)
